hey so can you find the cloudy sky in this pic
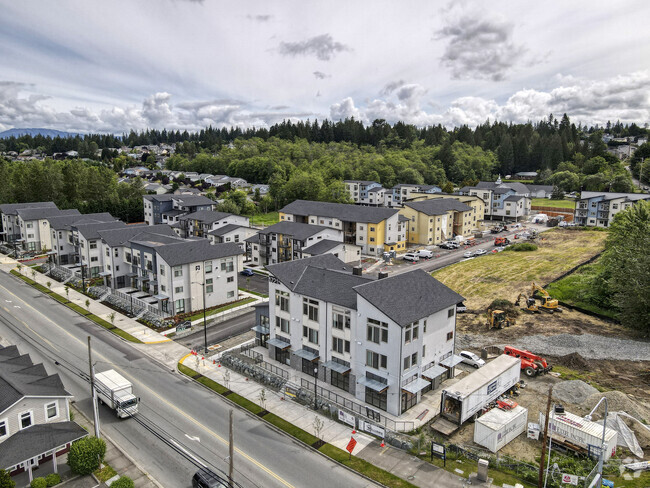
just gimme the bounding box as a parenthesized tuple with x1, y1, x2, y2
(1, 0, 649, 133)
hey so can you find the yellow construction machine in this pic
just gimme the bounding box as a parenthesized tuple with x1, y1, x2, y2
(530, 282, 562, 313)
(486, 309, 511, 330)
(515, 293, 540, 313)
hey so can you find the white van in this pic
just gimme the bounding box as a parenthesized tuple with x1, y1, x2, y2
(403, 252, 420, 262)
(416, 249, 434, 260)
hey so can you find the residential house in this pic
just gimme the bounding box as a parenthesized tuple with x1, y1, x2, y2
(400, 199, 474, 246)
(246, 221, 343, 266)
(0, 345, 87, 481)
(48, 213, 118, 265)
(278, 200, 405, 255)
(251, 184, 270, 196)
(178, 210, 249, 238)
(266, 255, 463, 416)
(573, 191, 650, 227)
(0, 202, 57, 245)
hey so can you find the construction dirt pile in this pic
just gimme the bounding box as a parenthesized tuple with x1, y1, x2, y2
(553, 380, 598, 405)
(554, 352, 590, 370)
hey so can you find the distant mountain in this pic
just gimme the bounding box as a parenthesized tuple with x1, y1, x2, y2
(0, 128, 79, 139)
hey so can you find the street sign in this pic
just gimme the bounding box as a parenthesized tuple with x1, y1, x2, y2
(346, 437, 357, 454)
(431, 441, 446, 467)
(561, 473, 578, 485)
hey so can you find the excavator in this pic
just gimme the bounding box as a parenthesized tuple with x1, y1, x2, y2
(515, 293, 540, 313)
(530, 282, 562, 313)
(486, 309, 511, 330)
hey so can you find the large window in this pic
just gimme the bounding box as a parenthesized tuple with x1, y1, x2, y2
(403, 352, 418, 370)
(404, 322, 419, 343)
(367, 318, 388, 344)
(332, 308, 351, 330)
(332, 337, 350, 354)
(366, 350, 387, 369)
(173, 266, 183, 277)
(20, 411, 33, 430)
(302, 326, 319, 345)
(275, 290, 289, 312)
(365, 387, 387, 411)
(205, 262, 212, 273)
(401, 390, 417, 413)
(303, 298, 319, 322)
(221, 258, 234, 272)
(276, 317, 290, 333)
(206, 278, 214, 293)
(45, 401, 58, 420)
(331, 371, 349, 392)
(175, 298, 185, 314)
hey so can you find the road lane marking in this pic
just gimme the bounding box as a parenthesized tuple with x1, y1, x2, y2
(0, 282, 296, 488)
(169, 439, 206, 468)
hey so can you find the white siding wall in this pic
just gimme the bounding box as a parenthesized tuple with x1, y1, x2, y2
(0, 397, 70, 443)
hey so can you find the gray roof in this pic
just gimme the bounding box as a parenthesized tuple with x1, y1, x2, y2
(143, 194, 174, 202)
(0, 422, 87, 469)
(344, 180, 378, 185)
(0, 201, 56, 216)
(129, 232, 186, 247)
(208, 224, 250, 236)
(17, 207, 80, 221)
(266, 254, 351, 290)
(501, 182, 530, 194)
(367, 186, 385, 193)
(293, 266, 372, 310)
(403, 199, 471, 216)
(155, 240, 243, 266)
(398, 214, 410, 222)
(74, 221, 130, 240)
(475, 182, 498, 190)
(504, 195, 526, 202)
(525, 184, 553, 192)
(580, 191, 650, 201)
(493, 187, 514, 195)
(47, 212, 116, 231)
(0, 345, 71, 413)
(280, 200, 398, 223)
(98, 224, 176, 247)
(172, 195, 214, 207)
(258, 221, 333, 241)
(179, 210, 234, 223)
(353, 269, 464, 327)
(302, 239, 343, 255)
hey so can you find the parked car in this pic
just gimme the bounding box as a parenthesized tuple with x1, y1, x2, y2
(240, 268, 255, 276)
(459, 351, 485, 369)
(416, 249, 434, 260)
(463, 251, 474, 258)
(403, 252, 420, 262)
(192, 468, 229, 488)
(474, 248, 487, 256)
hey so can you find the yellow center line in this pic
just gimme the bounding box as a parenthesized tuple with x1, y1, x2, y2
(0, 283, 295, 488)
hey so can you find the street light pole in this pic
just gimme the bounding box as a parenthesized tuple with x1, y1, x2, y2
(585, 397, 609, 485)
(202, 279, 207, 355)
(313, 364, 318, 411)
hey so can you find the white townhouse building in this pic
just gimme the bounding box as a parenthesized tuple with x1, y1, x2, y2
(142, 194, 214, 226)
(178, 210, 249, 238)
(47, 213, 117, 265)
(0, 202, 57, 246)
(14, 207, 80, 253)
(73, 221, 132, 278)
(265, 255, 464, 417)
(574, 191, 650, 227)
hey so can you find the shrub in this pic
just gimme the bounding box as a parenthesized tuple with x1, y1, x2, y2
(30, 478, 47, 488)
(0, 469, 16, 488)
(68, 436, 107, 475)
(109, 477, 135, 488)
(508, 242, 538, 252)
(45, 473, 61, 487)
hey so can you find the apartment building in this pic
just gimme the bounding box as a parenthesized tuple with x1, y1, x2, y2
(15, 207, 81, 252)
(386, 184, 441, 208)
(142, 194, 214, 226)
(0, 202, 57, 245)
(408, 193, 484, 230)
(301, 239, 362, 263)
(73, 221, 132, 277)
(573, 191, 650, 227)
(0, 344, 87, 481)
(400, 199, 474, 245)
(266, 255, 463, 416)
(344, 180, 383, 204)
(459, 185, 531, 220)
(48, 213, 118, 264)
(246, 221, 343, 266)
(178, 210, 249, 238)
(207, 224, 257, 249)
(278, 200, 405, 255)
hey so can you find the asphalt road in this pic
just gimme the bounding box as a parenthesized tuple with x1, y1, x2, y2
(239, 273, 269, 295)
(178, 311, 256, 351)
(0, 272, 376, 488)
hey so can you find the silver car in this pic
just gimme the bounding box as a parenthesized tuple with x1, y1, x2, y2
(459, 351, 485, 369)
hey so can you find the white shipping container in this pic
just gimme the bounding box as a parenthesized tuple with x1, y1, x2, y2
(474, 406, 528, 452)
(540, 411, 618, 461)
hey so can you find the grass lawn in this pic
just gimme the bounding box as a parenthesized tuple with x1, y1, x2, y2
(184, 297, 256, 322)
(531, 198, 575, 209)
(238, 287, 268, 298)
(249, 211, 279, 226)
(432, 229, 607, 309)
(545, 258, 617, 320)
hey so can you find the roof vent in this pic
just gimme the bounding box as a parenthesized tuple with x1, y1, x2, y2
(378, 272, 388, 279)
(352, 266, 363, 276)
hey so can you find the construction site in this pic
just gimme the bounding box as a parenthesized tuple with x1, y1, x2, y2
(427, 228, 650, 487)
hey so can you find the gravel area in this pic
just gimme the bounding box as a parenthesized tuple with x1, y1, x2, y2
(458, 332, 650, 361)
(553, 380, 598, 405)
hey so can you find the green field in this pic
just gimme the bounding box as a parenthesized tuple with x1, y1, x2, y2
(249, 211, 279, 226)
(531, 198, 576, 209)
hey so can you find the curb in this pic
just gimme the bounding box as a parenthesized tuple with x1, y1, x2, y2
(176, 359, 388, 488)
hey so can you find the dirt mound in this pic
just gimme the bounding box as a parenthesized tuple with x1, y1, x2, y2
(554, 352, 590, 369)
(553, 380, 598, 405)
(584, 391, 650, 423)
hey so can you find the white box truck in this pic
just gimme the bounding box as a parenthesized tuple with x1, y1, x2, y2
(474, 405, 528, 452)
(95, 369, 139, 418)
(441, 355, 521, 425)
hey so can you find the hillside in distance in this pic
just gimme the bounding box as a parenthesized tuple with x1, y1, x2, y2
(0, 128, 79, 139)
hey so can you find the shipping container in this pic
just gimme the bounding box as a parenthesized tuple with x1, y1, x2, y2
(441, 355, 521, 425)
(474, 405, 528, 452)
(540, 410, 618, 461)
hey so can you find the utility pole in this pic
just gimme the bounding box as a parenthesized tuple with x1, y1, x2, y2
(229, 409, 234, 487)
(87, 336, 100, 438)
(538, 385, 553, 488)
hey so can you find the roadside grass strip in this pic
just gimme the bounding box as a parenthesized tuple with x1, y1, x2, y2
(184, 297, 256, 322)
(177, 361, 417, 488)
(10, 269, 143, 343)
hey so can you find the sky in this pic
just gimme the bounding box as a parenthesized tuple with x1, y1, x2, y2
(1, 0, 649, 134)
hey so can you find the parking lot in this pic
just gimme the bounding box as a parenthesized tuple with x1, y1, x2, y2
(239, 271, 269, 295)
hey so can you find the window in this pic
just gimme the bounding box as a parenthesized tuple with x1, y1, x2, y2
(160, 285, 166, 292)
(45, 401, 58, 420)
(302, 326, 319, 344)
(367, 318, 388, 344)
(404, 356, 411, 370)
(422, 345, 426, 357)
(0, 419, 7, 439)
(411, 352, 418, 366)
(366, 350, 387, 369)
(205, 262, 212, 273)
(331, 370, 350, 391)
(404, 322, 419, 343)
(332, 337, 350, 354)
(365, 387, 387, 411)
(276, 317, 290, 333)
(20, 411, 33, 430)
(206, 278, 214, 293)
(448, 308, 455, 318)
(275, 290, 289, 312)
(175, 298, 185, 313)
(106, 248, 110, 257)
(446, 331, 454, 341)
(227, 276, 234, 283)
(90, 256, 98, 262)
(175, 286, 183, 293)
(173, 266, 182, 277)
(221, 258, 234, 272)
(303, 298, 319, 322)
(126, 252, 132, 263)
(369, 237, 375, 242)
(227, 290, 235, 298)
(332, 308, 351, 330)
(159, 265, 165, 276)
(370, 227, 375, 232)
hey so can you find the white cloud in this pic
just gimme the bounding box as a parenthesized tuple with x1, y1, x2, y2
(278, 34, 351, 61)
(330, 97, 362, 121)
